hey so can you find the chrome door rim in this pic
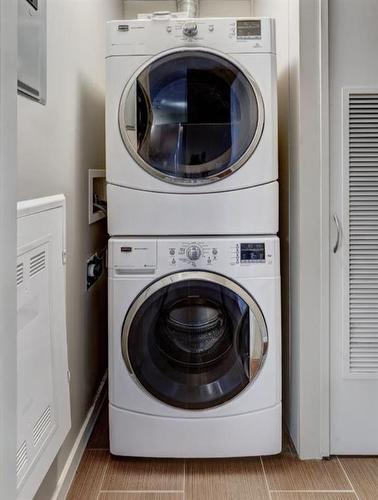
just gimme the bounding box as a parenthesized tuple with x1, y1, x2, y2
(121, 271, 268, 387)
(118, 47, 265, 186)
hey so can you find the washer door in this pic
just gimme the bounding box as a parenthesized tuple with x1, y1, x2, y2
(119, 49, 264, 186)
(122, 272, 268, 410)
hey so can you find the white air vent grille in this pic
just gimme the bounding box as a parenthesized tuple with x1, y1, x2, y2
(348, 92, 378, 374)
(33, 405, 52, 447)
(17, 263, 24, 286)
(16, 441, 28, 477)
(30, 250, 46, 277)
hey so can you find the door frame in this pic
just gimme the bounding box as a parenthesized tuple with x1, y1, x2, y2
(319, 0, 331, 458)
(287, 0, 330, 459)
(0, 0, 17, 497)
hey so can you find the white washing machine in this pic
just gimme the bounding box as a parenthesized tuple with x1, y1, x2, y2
(106, 17, 278, 236)
(108, 236, 281, 457)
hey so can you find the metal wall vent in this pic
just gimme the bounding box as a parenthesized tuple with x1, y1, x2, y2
(16, 441, 28, 478)
(33, 405, 52, 447)
(17, 262, 24, 286)
(347, 91, 378, 374)
(30, 250, 46, 277)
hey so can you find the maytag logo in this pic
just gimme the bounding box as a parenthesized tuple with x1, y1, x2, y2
(117, 24, 129, 32)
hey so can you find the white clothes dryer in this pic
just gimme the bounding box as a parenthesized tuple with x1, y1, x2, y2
(108, 236, 281, 457)
(106, 17, 278, 236)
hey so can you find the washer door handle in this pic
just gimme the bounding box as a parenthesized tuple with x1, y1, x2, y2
(249, 313, 264, 381)
(333, 214, 341, 254)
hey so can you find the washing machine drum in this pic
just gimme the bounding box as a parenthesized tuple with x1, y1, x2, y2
(119, 50, 264, 186)
(159, 298, 229, 365)
(122, 272, 268, 410)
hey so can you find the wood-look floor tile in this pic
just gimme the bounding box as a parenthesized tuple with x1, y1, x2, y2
(262, 455, 351, 491)
(67, 450, 109, 500)
(98, 494, 183, 500)
(186, 458, 269, 500)
(339, 457, 378, 500)
(101, 457, 184, 491)
(87, 404, 109, 449)
(271, 493, 356, 499)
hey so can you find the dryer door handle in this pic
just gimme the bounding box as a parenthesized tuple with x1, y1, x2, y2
(122, 80, 138, 151)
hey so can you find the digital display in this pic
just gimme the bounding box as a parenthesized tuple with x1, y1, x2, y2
(240, 243, 265, 263)
(237, 20, 261, 39)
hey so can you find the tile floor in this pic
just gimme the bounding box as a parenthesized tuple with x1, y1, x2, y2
(67, 405, 378, 499)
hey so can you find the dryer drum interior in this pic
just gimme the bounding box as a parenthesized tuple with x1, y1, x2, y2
(122, 272, 268, 410)
(119, 50, 265, 185)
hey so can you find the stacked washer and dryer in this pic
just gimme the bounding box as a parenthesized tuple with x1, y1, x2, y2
(106, 15, 281, 457)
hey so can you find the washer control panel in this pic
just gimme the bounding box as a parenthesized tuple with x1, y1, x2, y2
(165, 239, 274, 269)
(109, 237, 279, 277)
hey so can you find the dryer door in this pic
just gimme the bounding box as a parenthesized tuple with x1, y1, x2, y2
(122, 271, 268, 410)
(119, 49, 264, 186)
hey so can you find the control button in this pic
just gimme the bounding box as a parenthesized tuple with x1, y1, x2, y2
(207, 257, 211, 264)
(212, 248, 218, 255)
(169, 248, 175, 256)
(172, 258, 176, 265)
(183, 22, 198, 37)
(166, 26, 172, 33)
(186, 245, 201, 261)
(209, 25, 214, 32)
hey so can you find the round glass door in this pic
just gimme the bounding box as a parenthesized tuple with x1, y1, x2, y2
(119, 50, 264, 185)
(122, 272, 268, 410)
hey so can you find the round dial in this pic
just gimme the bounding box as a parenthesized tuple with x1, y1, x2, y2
(183, 22, 198, 37)
(186, 245, 202, 261)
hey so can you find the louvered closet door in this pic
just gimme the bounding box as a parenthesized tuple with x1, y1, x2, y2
(329, 0, 378, 454)
(347, 92, 378, 376)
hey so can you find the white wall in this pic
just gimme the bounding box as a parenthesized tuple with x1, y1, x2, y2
(0, 1, 17, 498)
(17, 1, 123, 498)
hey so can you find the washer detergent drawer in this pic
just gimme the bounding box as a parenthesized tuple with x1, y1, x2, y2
(109, 239, 156, 274)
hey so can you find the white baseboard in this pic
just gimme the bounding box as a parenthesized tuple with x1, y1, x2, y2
(51, 372, 108, 500)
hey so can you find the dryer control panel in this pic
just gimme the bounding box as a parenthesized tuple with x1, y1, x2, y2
(106, 17, 276, 57)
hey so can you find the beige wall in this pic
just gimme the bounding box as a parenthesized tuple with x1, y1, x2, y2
(17, 1, 123, 498)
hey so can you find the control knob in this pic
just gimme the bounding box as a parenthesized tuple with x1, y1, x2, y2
(186, 245, 201, 261)
(183, 22, 198, 37)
